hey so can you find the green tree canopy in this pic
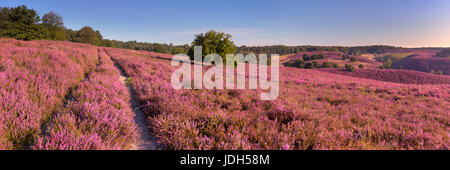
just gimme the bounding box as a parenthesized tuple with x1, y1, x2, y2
(188, 30, 237, 61)
(42, 11, 63, 27)
(42, 11, 66, 40)
(72, 26, 103, 45)
(0, 5, 48, 40)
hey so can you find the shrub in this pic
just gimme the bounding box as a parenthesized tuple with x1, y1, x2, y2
(312, 61, 319, 68)
(304, 62, 314, 69)
(380, 58, 392, 69)
(302, 54, 310, 61)
(359, 64, 364, 69)
(321, 62, 332, 68)
(345, 64, 355, 72)
(350, 57, 357, 62)
(283, 59, 305, 68)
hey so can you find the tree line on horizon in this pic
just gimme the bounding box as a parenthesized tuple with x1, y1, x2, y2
(0, 5, 190, 54)
(1, 5, 401, 56)
(237, 45, 399, 56)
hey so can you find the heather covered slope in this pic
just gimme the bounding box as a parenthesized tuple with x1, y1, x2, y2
(35, 49, 138, 150)
(0, 39, 143, 150)
(107, 48, 449, 150)
(319, 68, 450, 84)
(283, 51, 382, 69)
(0, 39, 99, 149)
(384, 49, 450, 75)
(1, 38, 448, 150)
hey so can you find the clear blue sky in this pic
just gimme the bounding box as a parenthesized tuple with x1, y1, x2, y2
(2, 0, 450, 47)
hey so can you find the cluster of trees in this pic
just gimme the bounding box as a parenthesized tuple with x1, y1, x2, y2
(345, 64, 355, 72)
(302, 54, 326, 61)
(342, 54, 350, 60)
(188, 30, 237, 62)
(237, 45, 397, 56)
(341, 54, 357, 62)
(0, 5, 103, 45)
(0, 6, 57, 40)
(107, 40, 190, 54)
(284, 59, 338, 69)
(0, 5, 190, 55)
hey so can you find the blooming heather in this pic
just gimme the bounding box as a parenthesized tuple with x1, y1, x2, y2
(107, 47, 449, 150)
(0, 39, 98, 149)
(35, 49, 138, 150)
(319, 68, 450, 84)
(1, 38, 448, 150)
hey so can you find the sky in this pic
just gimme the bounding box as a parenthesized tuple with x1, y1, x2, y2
(2, 0, 450, 47)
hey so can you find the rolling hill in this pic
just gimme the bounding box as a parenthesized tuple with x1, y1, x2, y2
(0, 38, 448, 150)
(382, 49, 450, 75)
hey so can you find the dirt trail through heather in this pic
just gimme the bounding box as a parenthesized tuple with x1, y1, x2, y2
(111, 54, 162, 150)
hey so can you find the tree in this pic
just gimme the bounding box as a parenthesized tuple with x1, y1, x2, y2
(64, 28, 76, 41)
(171, 47, 186, 55)
(312, 61, 319, 68)
(359, 64, 364, 69)
(342, 54, 351, 60)
(283, 59, 305, 68)
(188, 30, 237, 61)
(152, 43, 169, 53)
(42, 11, 63, 27)
(42, 11, 66, 40)
(381, 58, 392, 69)
(102, 39, 116, 47)
(0, 7, 10, 24)
(72, 26, 102, 45)
(345, 64, 355, 72)
(0, 5, 48, 40)
(350, 57, 357, 62)
(303, 54, 310, 61)
(304, 62, 314, 69)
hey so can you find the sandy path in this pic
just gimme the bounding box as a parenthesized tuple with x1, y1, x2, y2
(115, 63, 163, 150)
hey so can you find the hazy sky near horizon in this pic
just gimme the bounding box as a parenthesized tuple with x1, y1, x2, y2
(2, 0, 450, 47)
